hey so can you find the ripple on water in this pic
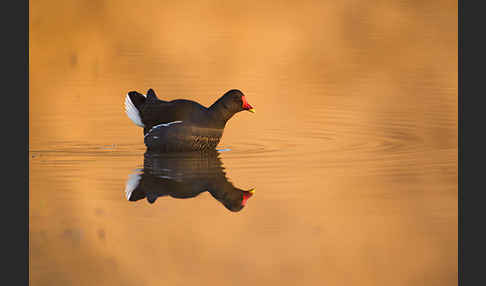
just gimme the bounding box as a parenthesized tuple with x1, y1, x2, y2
(214, 101, 448, 183)
(30, 141, 146, 157)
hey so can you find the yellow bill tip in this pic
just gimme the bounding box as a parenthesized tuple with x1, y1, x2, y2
(248, 108, 256, 113)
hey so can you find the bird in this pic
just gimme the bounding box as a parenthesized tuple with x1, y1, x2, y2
(125, 150, 255, 212)
(124, 88, 255, 152)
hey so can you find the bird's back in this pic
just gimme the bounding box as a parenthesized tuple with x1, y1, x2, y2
(140, 99, 210, 133)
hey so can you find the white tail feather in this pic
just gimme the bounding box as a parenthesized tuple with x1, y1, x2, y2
(124, 94, 145, 127)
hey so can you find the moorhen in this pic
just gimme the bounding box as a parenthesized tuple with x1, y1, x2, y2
(124, 88, 255, 152)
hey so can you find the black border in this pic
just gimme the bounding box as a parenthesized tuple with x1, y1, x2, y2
(460, 0, 485, 285)
(6, 0, 29, 284)
(23, 0, 29, 283)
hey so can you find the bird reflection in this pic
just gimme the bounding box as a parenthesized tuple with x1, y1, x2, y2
(124, 151, 254, 212)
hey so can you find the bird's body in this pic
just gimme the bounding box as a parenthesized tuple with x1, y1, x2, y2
(144, 122, 223, 152)
(124, 88, 254, 152)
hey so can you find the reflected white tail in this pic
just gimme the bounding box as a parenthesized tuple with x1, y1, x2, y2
(125, 173, 142, 200)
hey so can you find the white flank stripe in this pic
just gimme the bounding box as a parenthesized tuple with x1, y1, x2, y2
(124, 94, 145, 127)
(151, 121, 183, 131)
(144, 121, 183, 138)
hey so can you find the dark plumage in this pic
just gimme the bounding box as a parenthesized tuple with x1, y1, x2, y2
(124, 88, 255, 152)
(125, 151, 255, 212)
